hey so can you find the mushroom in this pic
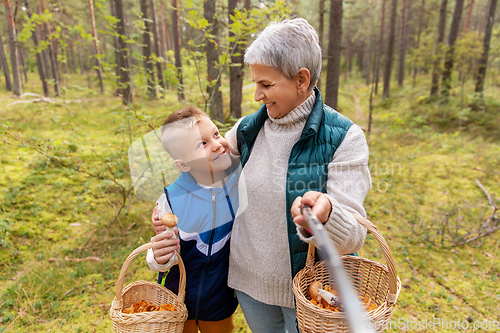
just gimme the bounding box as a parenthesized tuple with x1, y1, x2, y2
(161, 213, 178, 238)
(308, 281, 323, 302)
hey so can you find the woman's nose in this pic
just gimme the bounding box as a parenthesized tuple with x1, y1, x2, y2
(254, 88, 264, 102)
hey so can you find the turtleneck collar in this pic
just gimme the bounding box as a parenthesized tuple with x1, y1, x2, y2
(267, 90, 316, 129)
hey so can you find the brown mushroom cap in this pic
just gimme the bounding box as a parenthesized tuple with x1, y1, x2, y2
(161, 213, 178, 227)
(308, 281, 323, 301)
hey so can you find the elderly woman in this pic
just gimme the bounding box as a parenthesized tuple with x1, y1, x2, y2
(223, 18, 371, 332)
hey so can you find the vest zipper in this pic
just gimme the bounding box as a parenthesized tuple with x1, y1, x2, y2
(194, 189, 217, 321)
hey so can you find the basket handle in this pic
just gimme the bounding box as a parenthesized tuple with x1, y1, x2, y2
(113, 243, 187, 307)
(304, 213, 398, 304)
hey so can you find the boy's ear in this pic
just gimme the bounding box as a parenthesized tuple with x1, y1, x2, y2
(174, 159, 191, 172)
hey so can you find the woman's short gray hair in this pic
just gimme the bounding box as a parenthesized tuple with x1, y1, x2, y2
(244, 18, 322, 90)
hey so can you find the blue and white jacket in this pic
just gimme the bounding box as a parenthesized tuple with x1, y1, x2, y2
(146, 167, 239, 321)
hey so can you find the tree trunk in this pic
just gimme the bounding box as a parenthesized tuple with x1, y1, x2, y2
(364, 37, 372, 86)
(150, 0, 165, 92)
(39, 0, 60, 96)
(109, 0, 122, 96)
(0, 25, 13, 91)
(140, 0, 156, 98)
(463, 0, 474, 33)
(204, 0, 224, 123)
(4, 0, 22, 96)
(344, 18, 350, 81)
(430, 0, 448, 98)
(397, 0, 407, 87)
(25, 0, 49, 96)
(382, 0, 398, 98)
(317, 0, 326, 90)
(19, 47, 28, 84)
(475, 0, 498, 94)
(113, 0, 133, 104)
(325, 0, 343, 109)
(76, 33, 84, 74)
(374, 0, 386, 95)
(88, 0, 105, 93)
(228, 0, 243, 118)
(159, 0, 171, 54)
(441, 0, 465, 99)
(171, 0, 184, 101)
(413, 0, 426, 86)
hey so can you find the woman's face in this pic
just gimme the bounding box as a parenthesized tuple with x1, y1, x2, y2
(250, 64, 304, 119)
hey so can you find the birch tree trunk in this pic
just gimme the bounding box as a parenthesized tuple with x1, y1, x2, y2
(441, 0, 465, 99)
(325, 0, 342, 109)
(382, 0, 397, 98)
(3, 0, 22, 96)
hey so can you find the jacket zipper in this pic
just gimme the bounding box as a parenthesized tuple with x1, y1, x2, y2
(194, 189, 217, 321)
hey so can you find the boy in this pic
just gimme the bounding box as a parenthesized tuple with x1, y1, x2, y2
(147, 106, 239, 333)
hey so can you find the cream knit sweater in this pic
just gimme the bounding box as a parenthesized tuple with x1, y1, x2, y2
(224, 91, 371, 308)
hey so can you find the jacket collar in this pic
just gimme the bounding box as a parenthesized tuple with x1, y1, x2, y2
(241, 86, 324, 141)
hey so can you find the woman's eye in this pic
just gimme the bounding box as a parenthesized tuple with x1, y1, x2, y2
(198, 142, 206, 148)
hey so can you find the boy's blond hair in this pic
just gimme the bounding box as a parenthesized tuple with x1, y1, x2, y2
(160, 105, 208, 159)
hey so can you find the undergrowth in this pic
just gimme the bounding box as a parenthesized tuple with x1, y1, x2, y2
(1, 73, 499, 332)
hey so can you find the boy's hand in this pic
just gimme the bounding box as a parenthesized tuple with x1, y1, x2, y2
(291, 191, 332, 229)
(151, 230, 180, 265)
(152, 205, 166, 234)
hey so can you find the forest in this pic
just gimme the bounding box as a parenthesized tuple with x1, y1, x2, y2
(0, 0, 499, 332)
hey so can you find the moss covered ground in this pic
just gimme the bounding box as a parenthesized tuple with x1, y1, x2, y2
(1, 74, 499, 332)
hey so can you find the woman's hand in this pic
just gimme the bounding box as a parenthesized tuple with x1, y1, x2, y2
(152, 205, 167, 234)
(151, 230, 180, 265)
(291, 191, 332, 229)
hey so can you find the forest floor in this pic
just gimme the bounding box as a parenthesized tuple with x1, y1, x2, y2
(0, 74, 499, 332)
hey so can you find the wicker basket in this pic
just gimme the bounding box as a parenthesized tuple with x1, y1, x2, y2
(110, 243, 188, 333)
(292, 214, 401, 332)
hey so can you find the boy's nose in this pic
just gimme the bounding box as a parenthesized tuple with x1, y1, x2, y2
(212, 141, 223, 151)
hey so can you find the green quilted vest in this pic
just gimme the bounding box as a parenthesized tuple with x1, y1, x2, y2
(236, 87, 353, 278)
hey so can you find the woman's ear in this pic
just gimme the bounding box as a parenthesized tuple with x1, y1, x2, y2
(174, 159, 191, 172)
(296, 68, 311, 92)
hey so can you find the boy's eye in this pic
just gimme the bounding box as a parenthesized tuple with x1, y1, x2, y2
(214, 132, 220, 138)
(198, 142, 206, 148)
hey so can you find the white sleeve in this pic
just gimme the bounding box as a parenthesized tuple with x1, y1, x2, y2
(146, 193, 178, 272)
(297, 124, 371, 254)
(224, 117, 245, 157)
(156, 193, 172, 218)
(146, 248, 178, 272)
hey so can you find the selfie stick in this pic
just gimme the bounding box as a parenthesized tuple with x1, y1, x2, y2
(301, 205, 375, 333)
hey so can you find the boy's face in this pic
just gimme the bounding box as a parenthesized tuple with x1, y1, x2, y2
(175, 117, 231, 183)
